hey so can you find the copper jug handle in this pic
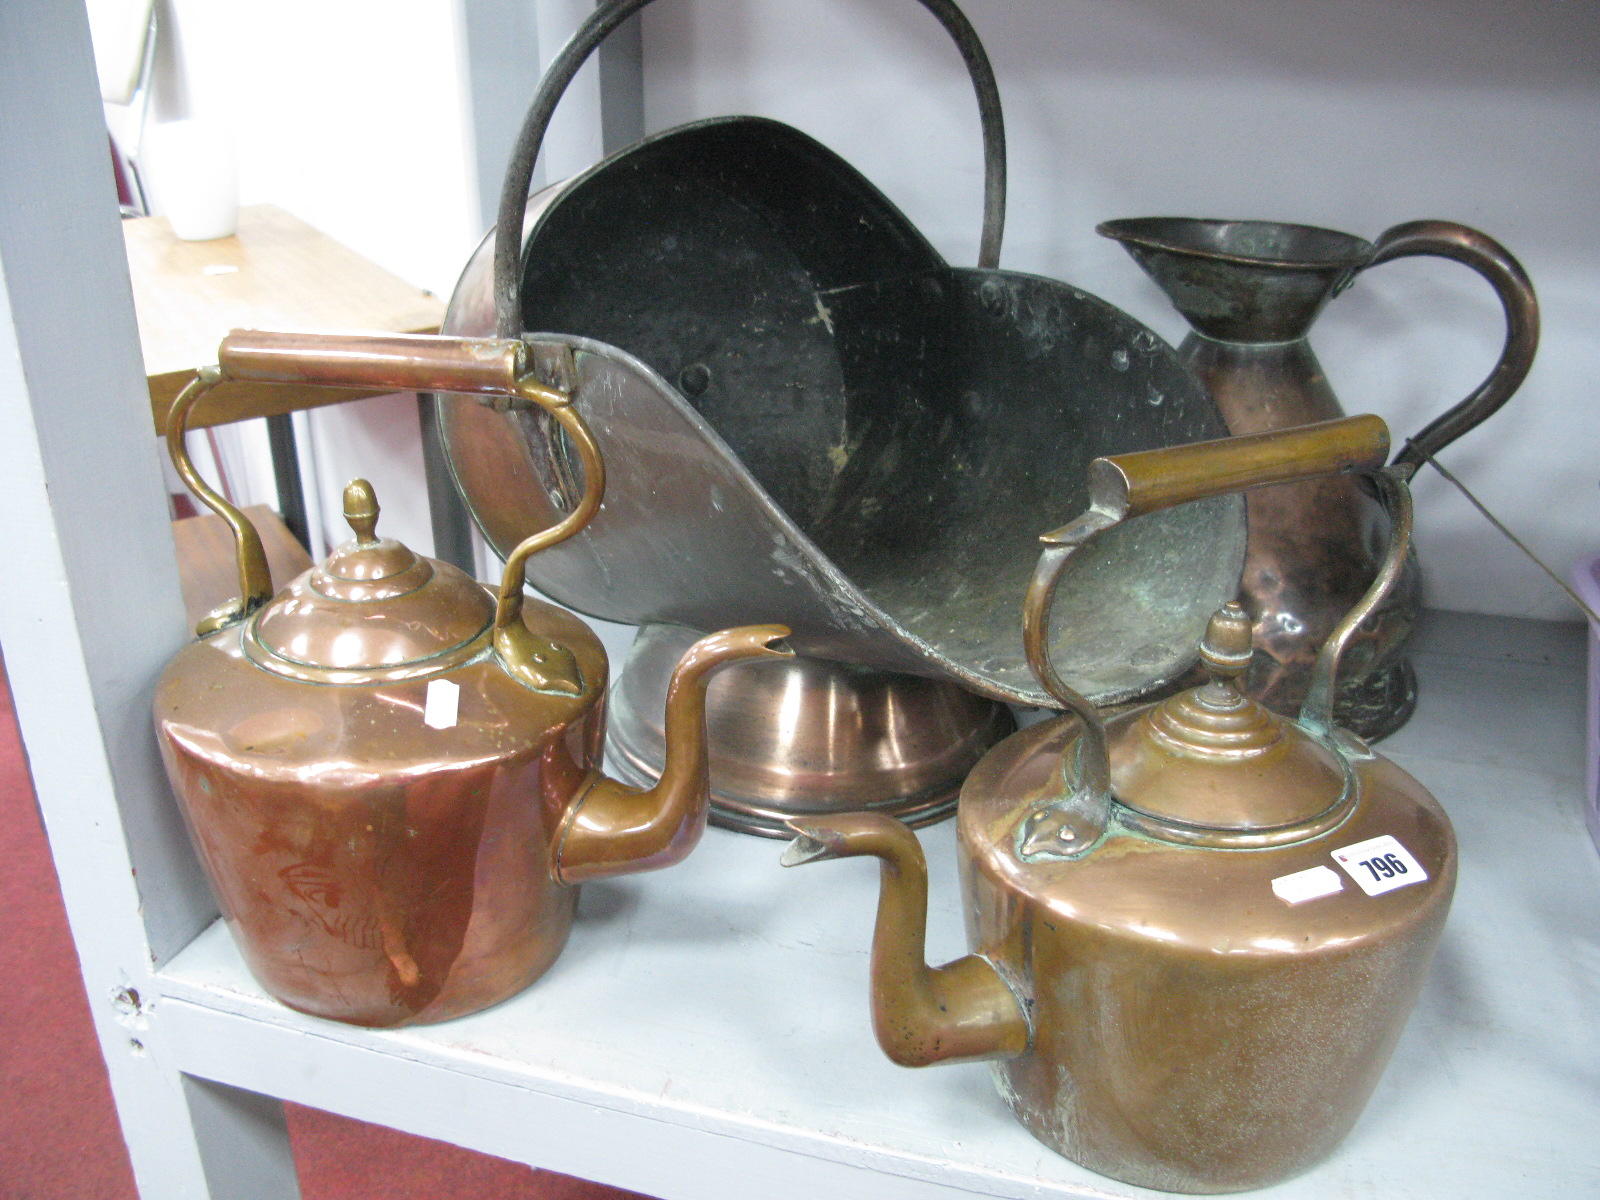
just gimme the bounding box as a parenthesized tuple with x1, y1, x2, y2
(1354, 220, 1539, 474)
(491, 0, 1006, 338)
(1021, 415, 1407, 846)
(166, 331, 604, 641)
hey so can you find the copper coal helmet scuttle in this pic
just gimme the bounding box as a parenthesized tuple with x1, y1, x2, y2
(154, 330, 790, 1028)
(433, 0, 1248, 836)
(783, 416, 1456, 1193)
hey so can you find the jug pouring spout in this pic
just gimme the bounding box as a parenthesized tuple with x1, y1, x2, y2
(782, 813, 1028, 1067)
(553, 625, 794, 883)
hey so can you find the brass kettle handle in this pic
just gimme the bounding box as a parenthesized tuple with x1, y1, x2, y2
(1358, 220, 1540, 475)
(1022, 415, 1409, 845)
(167, 330, 605, 649)
(491, 0, 1007, 338)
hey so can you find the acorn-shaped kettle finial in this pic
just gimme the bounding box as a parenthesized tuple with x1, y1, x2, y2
(344, 478, 381, 544)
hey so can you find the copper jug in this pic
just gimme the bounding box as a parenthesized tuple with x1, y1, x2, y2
(154, 330, 790, 1027)
(1098, 217, 1539, 739)
(782, 416, 1455, 1193)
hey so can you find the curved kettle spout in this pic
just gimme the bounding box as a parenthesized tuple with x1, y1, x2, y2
(782, 813, 1029, 1067)
(553, 625, 792, 883)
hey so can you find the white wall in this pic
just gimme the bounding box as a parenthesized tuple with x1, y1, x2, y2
(117, 0, 487, 558)
(643, 0, 1600, 622)
(167, 0, 482, 298)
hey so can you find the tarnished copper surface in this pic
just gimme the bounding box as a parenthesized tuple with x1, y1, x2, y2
(1089, 412, 1388, 520)
(781, 813, 1029, 1067)
(1100, 216, 1539, 739)
(1021, 416, 1394, 855)
(1186, 337, 1421, 737)
(786, 714, 1456, 1191)
(960, 717, 1455, 1193)
(157, 595, 608, 1026)
(490, 379, 606, 697)
(218, 329, 527, 396)
(784, 418, 1457, 1191)
(435, 51, 1249, 828)
(250, 480, 495, 681)
(156, 330, 790, 1026)
(437, 236, 1243, 707)
(606, 623, 1014, 837)
(1106, 601, 1352, 833)
(555, 626, 794, 881)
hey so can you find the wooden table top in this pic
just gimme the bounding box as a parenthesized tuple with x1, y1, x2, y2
(124, 204, 446, 434)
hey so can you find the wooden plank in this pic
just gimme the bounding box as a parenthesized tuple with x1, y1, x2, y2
(124, 204, 447, 433)
(173, 507, 313, 627)
(150, 377, 392, 434)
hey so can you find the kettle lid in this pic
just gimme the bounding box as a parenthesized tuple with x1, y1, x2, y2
(1107, 602, 1350, 832)
(247, 479, 495, 681)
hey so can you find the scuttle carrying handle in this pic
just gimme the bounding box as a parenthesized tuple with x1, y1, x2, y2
(1020, 414, 1412, 854)
(166, 330, 604, 691)
(492, 0, 1008, 339)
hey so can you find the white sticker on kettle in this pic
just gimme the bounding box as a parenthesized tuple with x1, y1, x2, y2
(423, 679, 460, 730)
(1271, 865, 1345, 906)
(1331, 835, 1427, 897)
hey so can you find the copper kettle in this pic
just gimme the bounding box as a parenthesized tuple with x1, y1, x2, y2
(782, 416, 1455, 1193)
(153, 330, 790, 1027)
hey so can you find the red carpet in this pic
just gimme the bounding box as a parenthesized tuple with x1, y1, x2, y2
(0, 657, 650, 1200)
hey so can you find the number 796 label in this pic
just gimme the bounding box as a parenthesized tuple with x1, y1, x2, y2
(1331, 835, 1427, 896)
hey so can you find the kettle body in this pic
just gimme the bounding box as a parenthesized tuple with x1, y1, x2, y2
(959, 715, 1454, 1192)
(157, 589, 607, 1027)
